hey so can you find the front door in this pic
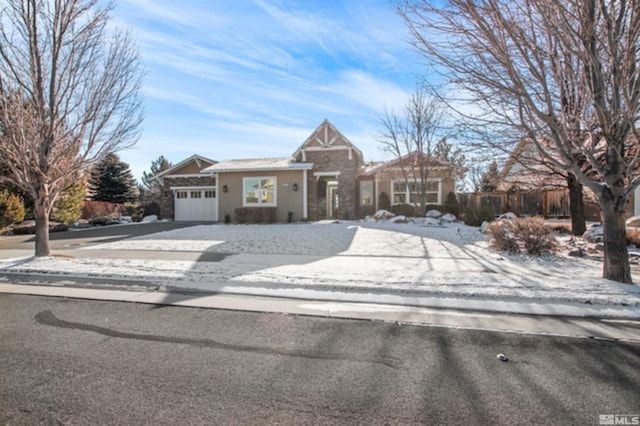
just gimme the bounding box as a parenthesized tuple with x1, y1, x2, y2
(326, 181, 338, 218)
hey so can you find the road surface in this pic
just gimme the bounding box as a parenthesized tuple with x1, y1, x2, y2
(1, 294, 639, 425)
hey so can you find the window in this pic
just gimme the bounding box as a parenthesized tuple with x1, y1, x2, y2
(176, 191, 187, 199)
(243, 177, 277, 206)
(191, 191, 202, 199)
(204, 190, 216, 198)
(360, 181, 373, 205)
(392, 180, 440, 205)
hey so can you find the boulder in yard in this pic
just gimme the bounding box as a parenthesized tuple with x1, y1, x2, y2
(583, 225, 603, 243)
(440, 213, 457, 223)
(421, 217, 441, 227)
(142, 215, 159, 223)
(426, 209, 442, 218)
(626, 215, 640, 228)
(480, 221, 490, 233)
(498, 212, 517, 220)
(373, 210, 395, 221)
(390, 215, 408, 224)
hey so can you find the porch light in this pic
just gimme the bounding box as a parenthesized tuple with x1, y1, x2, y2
(222, 185, 228, 193)
(292, 183, 298, 191)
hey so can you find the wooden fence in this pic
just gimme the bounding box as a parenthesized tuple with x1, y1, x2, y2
(458, 190, 600, 219)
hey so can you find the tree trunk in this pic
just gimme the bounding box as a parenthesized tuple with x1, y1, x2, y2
(600, 192, 632, 284)
(567, 174, 586, 236)
(34, 190, 51, 257)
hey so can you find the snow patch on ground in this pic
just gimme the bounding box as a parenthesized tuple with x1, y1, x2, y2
(2, 221, 640, 318)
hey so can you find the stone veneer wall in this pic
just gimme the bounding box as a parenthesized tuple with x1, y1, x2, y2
(301, 149, 361, 220)
(159, 175, 217, 220)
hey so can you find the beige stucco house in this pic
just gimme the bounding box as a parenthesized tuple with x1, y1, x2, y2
(154, 120, 462, 222)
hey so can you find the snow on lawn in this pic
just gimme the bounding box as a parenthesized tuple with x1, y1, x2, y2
(2, 221, 640, 318)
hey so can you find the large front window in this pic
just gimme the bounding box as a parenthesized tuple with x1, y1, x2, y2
(392, 180, 440, 205)
(243, 177, 277, 206)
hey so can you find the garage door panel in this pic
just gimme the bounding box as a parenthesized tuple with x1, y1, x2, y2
(174, 188, 218, 221)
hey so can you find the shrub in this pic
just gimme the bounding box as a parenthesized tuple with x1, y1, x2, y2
(360, 205, 376, 218)
(391, 203, 416, 217)
(12, 221, 68, 235)
(444, 192, 459, 217)
(487, 217, 557, 255)
(224, 212, 231, 224)
(51, 180, 86, 223)
(463, 205, 495, 226)
(627, 227, 640, 247)
(379, 192, 391, 211)
(81, 200, 123, 219)
(287, 211, 294, 223)
(141, 201, 161, 218)
(123, 202, 144, 222)
(234, 207, 277, 224)
(0, 190, 25, 229)
(487, 220, 519, 253)
(514, 217, 557, 255)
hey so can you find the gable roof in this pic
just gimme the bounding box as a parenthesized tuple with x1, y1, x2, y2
(154, 154, 217, 180)
(203, 157, 313, 173)
(360, 151, 459, 177)
(292, 119, 363, 160)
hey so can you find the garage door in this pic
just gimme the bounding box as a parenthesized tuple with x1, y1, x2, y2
(174, 188, 218, 221)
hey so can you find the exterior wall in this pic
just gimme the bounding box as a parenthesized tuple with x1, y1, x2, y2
(374, 168, 456, 211)
(160, 175, 216, 219)
(299, 149, 361, 220)
(218, 170, 305, 222)
(170, 161, 214, 175)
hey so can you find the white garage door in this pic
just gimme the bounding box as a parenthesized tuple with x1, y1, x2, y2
(174, 188, 218, 221)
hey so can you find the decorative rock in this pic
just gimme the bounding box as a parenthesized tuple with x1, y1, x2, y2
(568, 249, 584, 257)
(426, 209, 442, 218)
(373, 209, 395, 220)
(498, 212, 517, 220)
(497, 353, 508, 362)
(583, 226, 604, 243)
(480, 221, 491, 233)
(390, 215, 408, 224)
(142, 215, 159, 223)
(421, 218, 441, 227)
(626, 215, 640, 227)
(440, 213, 457, 223)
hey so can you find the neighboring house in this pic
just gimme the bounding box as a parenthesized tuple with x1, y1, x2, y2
(155, 120, 462, 222)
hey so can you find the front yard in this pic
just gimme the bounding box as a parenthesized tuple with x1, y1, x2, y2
(1, 221, 640, 317)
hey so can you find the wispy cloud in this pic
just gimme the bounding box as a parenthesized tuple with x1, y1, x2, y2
(112, 0, 423, 179)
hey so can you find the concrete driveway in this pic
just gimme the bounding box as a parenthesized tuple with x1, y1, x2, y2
(0, 221, 211, 252)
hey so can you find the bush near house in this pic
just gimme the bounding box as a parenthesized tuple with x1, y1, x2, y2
(51, 180, 86, 223)
(391, 203, 416, 217)
(235, 207, 277, 224)
(487, 217, 557, 255)
(379, 192, 391, 211)
(123, 202, 145, 222)
(81, 200, 123, 219)
(463, 205, 495, 226)
(444, 191, 460, 217)
(0, 190, 25, 230)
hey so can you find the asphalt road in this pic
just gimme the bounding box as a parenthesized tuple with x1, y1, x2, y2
(1, 294, 639, 425)
(0, 221, 209, 251)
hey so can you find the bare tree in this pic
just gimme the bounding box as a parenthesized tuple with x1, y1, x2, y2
(398, 0, 640, 283)
(378, 87, 448, 215)
(0, 0, 143, 256)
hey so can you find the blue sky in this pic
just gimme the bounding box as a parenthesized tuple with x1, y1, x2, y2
(111, 0, 425, 180)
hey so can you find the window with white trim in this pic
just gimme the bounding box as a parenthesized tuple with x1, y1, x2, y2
(191, 191, 202, 199)
(204, 190, 216, 198)
(392, 180, 440, 205)
(176, 191, 187, 199)
(360, 181, 373, 205)
(243, 177, 277, 206)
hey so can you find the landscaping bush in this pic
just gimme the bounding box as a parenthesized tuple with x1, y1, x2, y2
(443, 191, 460, 217)
(463, 205, 495, 226)
(391, 203, 416, 217)
(11, 221, 68, 235)
(234, 207, 277, 224)
(487, 217, 557, 255)
(123, 202, 144, 222)
(379, 192, 391, 211)
(141, 201, 161, 218)
(88, 216, 120, 226)
(81, 200, 123, 219)
(487, 220, 519, 253)
(51, 180, 86, 223)
(0, 190, 25, 230)
(360, 205, 375, 218)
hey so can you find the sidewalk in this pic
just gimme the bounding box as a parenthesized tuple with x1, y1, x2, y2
(1, 282, 639, 343)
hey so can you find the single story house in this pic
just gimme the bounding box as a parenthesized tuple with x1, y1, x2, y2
(154, 120, 462, 222)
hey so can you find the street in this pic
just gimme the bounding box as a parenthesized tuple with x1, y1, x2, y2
(1, 293, 639, 425)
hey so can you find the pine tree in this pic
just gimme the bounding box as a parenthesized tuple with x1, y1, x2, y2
(480, 161, 500, 192)
(141, 155, 172, 191)
(89, 153, 137, 203)
(51, 179, 87, 223)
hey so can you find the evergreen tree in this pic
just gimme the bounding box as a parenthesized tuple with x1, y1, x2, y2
(52, 179, 87, 223)
(434, 138, 466, 191)
(480, 161, 500, 192)
(141, 155, 172, 191)
(89, 153, 137, 203)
